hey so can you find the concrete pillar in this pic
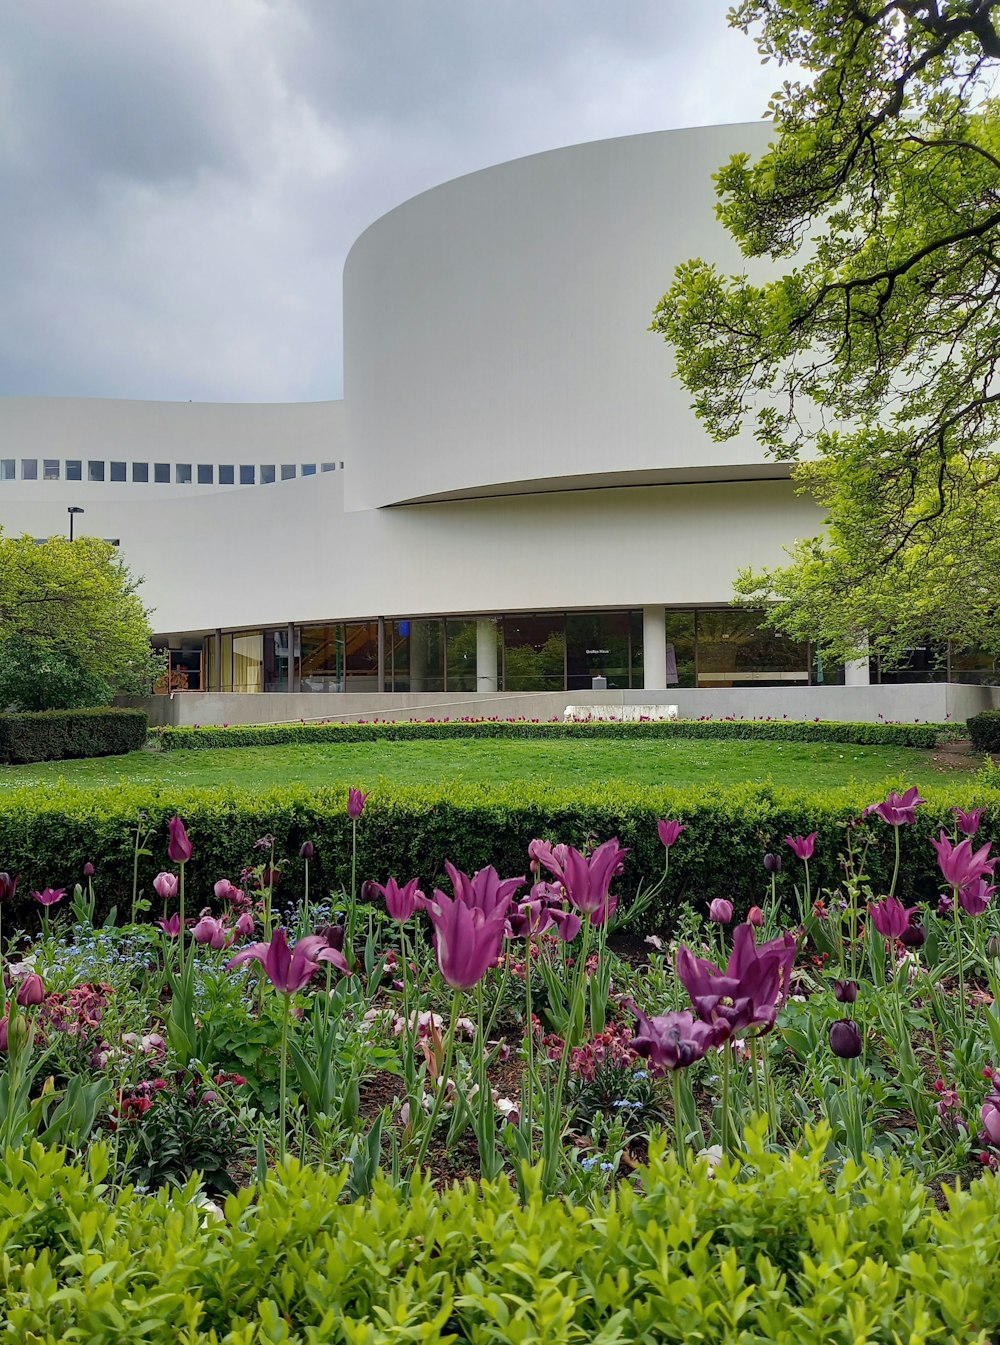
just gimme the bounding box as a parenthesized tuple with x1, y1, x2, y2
(845, 636, 871, 687)
(213, 629, 223, 693)
(411, 620, 429, 692)
(642, 606, 667, 691)
(287, 622, 298, 692)
(476, 619, 498, 693)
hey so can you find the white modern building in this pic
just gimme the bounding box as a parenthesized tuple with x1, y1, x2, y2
(1, 124, 995, 724)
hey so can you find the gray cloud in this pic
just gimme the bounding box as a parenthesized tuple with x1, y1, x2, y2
(0, 0, 778, 402)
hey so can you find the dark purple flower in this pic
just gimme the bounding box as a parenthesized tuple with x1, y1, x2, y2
(864, 787, 925, 826)
(900, 917, 927, 948)
(167, 816, 193, 864)
(676, 924, 795, 1035)
(227, 927, 346, 992)
(372, 876, 423, 923)
(15, 973, 45, 1007)
(629, 1007, 723, 1069)
(829, 1019, 862, 1059)
(952, 807, 985, 837)
(785, 832, 817, 861)
(657, 819, 687, 849)
(868, 895, 913, 941)
(82, 862, 95, 879)
(299, 841, 315, 860)
(0, 873, 18, 903)
(347, 788, 368, 820)
(931, 831, 995, 891)
(938, 893, 954, 916)
(763, 853, 782, 875)
(709, 898, 733, 925)
(833, 979, 858, 1003)
(421, 888, 509, 989)
(32, 887, 66, 908)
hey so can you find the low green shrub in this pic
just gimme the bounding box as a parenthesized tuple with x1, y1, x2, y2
(2, 1125, 999, 1343)
(156, 715, 947, 751)
(0, 707, 148, 765)
(1, 778, 994, 929)
(968, 709, 1000, 754)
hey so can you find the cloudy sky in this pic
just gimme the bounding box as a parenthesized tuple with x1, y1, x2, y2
(0, 1, 778, 403)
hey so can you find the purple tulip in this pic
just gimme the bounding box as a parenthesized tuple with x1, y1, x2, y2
(347, 788, 368, 820)
(747, 906, 764, 928)
(676, 924, 795, 1035)
(868, 895, 913, 941)
(372, 876, 424, 922)
(192, 913, 232, 950)
(158, 914, 182, 937)
(227, 927, 347, 993)
(958, 878, 996, 917)
(0, 873, 19, 903)
(234, 910, 255, 938)
(900, 918, 927, 948)
(214, 878, 235, 901)
(938, 893, 954, 916)
(629, 1007, 722, 1069)
(444, 861, 525, 916)
(864, 787, 925, 826)
(154, 872, 179, 901)
(931, 831, 995, 891)
(82, 862, 95, 878)
(527, 839, 571, 881)
(829, 1019, 862, 1059)
(709, 898, 733, 925)
(15, 973, 45, 1007)
(167, 816, 193, 863)
(952, 807, 985, 837)
(785, 833, 817, 861)
(763, 853, 781, 875)
(657, 819, 687, 849)
(299, 840, 315, 860)
(833, 979, 858, 1003)
(422, 888, 510, 989)
(558, 839, 629, 920)
(32, 888, 65, 908)
(982, 1097, 1000, 1146)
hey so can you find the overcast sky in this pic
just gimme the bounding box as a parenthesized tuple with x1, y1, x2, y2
(0, 1, 778, 403)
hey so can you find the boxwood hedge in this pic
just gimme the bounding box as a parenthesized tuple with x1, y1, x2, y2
(0, 707, 148, 765)
(969, 709, 1000, 755)
(0, 777, 993, 930)
(156, 716, 948, 750)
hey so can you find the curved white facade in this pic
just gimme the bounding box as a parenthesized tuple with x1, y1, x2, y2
(0, 122, 876, 708)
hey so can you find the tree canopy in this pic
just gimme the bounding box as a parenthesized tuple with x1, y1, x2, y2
(0, 533, 163, 710)
(654, 0, 1000, 665)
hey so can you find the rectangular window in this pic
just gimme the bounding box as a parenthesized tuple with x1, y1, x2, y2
(176, 463, 192, 484)
(197, 464, 213, 485)
(566, 611, 631, 691)
(501, 614, 566, 692)
(260, 464, 275, 484)
(43, 459, 60, 481)
(66, 459, 82, 481)
(0, 459, 14, 480)
(110, 461, 126, 482)
(88, 461, 105, 482)
(695, 609, 808, 688)
(301, 463, 317, 476)
(219, 464, 235, 485)
(321, 462, 336, 472)
(132, 461, 149, 483)
(239, 465, 255, 485)
(154, 463, 170, 484)
(299, 624, 344, 692)
(21, 458, 38, 481)
(280, 464, 296, 481)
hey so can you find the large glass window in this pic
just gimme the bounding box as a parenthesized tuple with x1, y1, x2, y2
(132, 462, 149, 483)
(21, 459, 38, 481)
(389, 618, 444, 691)
(222, 631, 263, 692)
(502, 614, 565, 691)
(952, 646, 1000, 685)
(661, 611, 696, 688)
(110, 461, 126, 482)
(263, 627, 295, 691)
(566, 612, 631, 690)
(446, 618, 487, 692)
(219, 464, 235, 485)
(876, 642, 946, 684)
(695, 610, 808, 688)
(345, 621, 379, 691)
(299, 624, 344, 692)
(43, 459, 60, 481)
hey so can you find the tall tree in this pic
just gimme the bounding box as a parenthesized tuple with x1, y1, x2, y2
(0, 533, 163, 710)
(654, 1, 1000, 665)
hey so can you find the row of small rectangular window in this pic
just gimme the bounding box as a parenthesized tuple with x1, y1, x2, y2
(0, 460, 342, 484)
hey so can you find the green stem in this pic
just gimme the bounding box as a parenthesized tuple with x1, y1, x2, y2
(177, 861, 186, 979)
(889, 828, 901, 900)
(952, 884, 966, 1030)
(803, 857, 810, 912)
(720, 1040, 732, 1159)
(303, 858, 310, 927)
(278, 993, 290, 1165)
(347, 818, 358, 961)
(414, 990, 462, 1171)
(131, 822, 141, 926)
(523, 943, 535, 1159)
(671, 1068, 685, 1168)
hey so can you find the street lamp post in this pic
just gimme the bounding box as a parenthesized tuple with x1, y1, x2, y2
(67, 506, 84, 541)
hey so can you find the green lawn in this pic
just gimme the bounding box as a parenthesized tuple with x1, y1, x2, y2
(0, 736, 980, 793)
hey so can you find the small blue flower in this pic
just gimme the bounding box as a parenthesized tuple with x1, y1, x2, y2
(600, 1162, 614, 1172)
(579, 1156, 598, 1171)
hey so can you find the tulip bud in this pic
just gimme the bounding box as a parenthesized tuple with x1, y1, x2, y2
(214, 878, 234, 901)
(299, 841, 315, 860)
(361, 879, 380, 903)
(167, 816, 193, 864)
(833, 979, 858, 1003)
(900, 921, 926, 949)
(347, 788, 368, 820)
(828, 1018, 862, 1059)
(0, 873, 18, 903)
(988, 935, 1000, 961)
(15, 973, 45, 1007)
(153, 872, 178, 901)
(747, 906, 764, 928)
(709, 898, 733, 925)
(763, 853, 781, 875)
(1, 1006, 29, 1056)
(83, 862, 95, 878)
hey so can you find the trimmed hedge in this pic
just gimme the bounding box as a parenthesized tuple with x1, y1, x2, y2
(1, 777, 995, 929)
(157, 716, 948, 750)
(0, 707, 148, 765)
(3, 1128, 1000, 1342)
(969, 709, 1000, 754)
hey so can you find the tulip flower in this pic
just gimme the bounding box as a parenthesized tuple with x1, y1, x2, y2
(558, 839, 628, 921)
(833, 979, 858, 1003)
(868, 894, 913, 941)
(15, 973, 44, 1007)
(982, 1096, 1000, 1147)
(228, 927, 347, 992)
(747, 906, 764, 928)
(32, 887, 65, 907)
(958, 878, 995, 917)
(676, 923, 795, 1036)
(214, 878, 235, 901)
(709, 898, 733, 925)
(657, 819, 687, 849)
(953, 807, 985, 837)
(167, 816, 193, 863)
(864, 787, 925, 826)
(785, 833, 817, 860)
(528, 839, 571, 881)
(443, 862, 524, 916)
(900, 918, 927, 949)
(82, 862, 95, 878)
(763, 853, 781, 875)
(234, 910, 255, 938)
(371, 876, 423, 922)
(347, 788, 368, 820)
(299, 840, 315, 860)
(422, 888, 509, 990)
(931, 831, 995, 892)
(629, 1007, 723, 1069)
(158, 913, 182, 937)
(192, 913, 233, 950)
(153, 872, 178, 901)
(0, 873, 18, 903)
(829, 1019, 862, 1059)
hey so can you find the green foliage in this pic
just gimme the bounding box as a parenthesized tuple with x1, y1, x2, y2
(1, 776, 994, 927)
(657, 3, 1000, 662)
(2, 1128, 1000, 1341)
(0, 707, 148, 764)
(0, 532, 163, 709)
(157, 716, 946, 750)
(968, 710, 1000, 754)
(123, 1070, 243, 1197)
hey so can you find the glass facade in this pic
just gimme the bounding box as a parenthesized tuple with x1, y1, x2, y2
(566, 611, 632, 690)
(299, 624, 344, 692)
(695, 610, 808, 688)
(502, 614, 565, 691)
(389, 618, 445, 692)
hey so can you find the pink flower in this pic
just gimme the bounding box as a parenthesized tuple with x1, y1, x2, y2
(676, 924, 796, 1035)
(868, 895, 914, 941)
(157, 914, 182, 937)
(347, 788, 368, 820)
(556, 839, 628, 921)
(785, 833, 817, 861)
(747, 906, 764, 928)
(709, 898, 733, 925)
(153, 872, 178, 901)
(422, 888, 510, 989)
(371, 876, 424, 922)
(958, 878, 996, 917)
(32, 888, 66, 907)
(214, 878, 236, 901)
(864, 788, 925, 826)
(167, 816, 193, 863)
(192, 912, 233, 950)
(15, 973, 45, 1007)
(657, 820, 687, 849)
(227, 927, 347, 993)
(234, 911, 255, 938)
(443, 861, 525, 916)
(953, 807, 985, 837)
(931, 831, 995, 891)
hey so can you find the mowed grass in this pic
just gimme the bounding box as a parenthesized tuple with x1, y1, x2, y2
(0, 736, 981, 794)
